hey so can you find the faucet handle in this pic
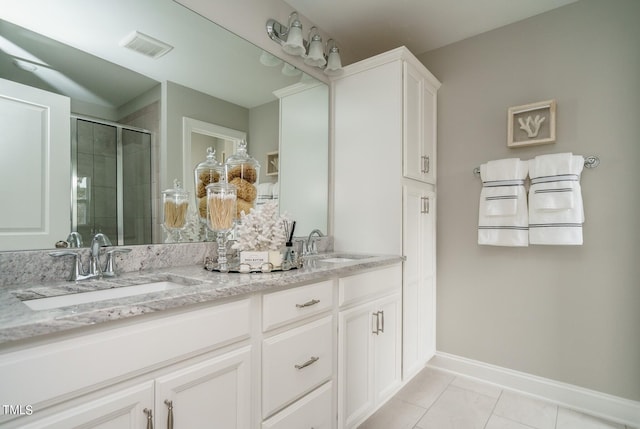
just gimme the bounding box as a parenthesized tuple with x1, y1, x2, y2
(50, 250, 88, 282)
(102, 248, 132, 277)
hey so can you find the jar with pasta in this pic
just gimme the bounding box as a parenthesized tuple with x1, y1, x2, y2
(194, 147, 223, 224)
(224, 140, 260, 218)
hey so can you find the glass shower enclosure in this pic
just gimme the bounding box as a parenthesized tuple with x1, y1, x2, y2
(71, 116, 152, 246)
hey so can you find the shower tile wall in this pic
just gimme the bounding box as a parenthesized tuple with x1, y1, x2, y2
(76, 120, 118, 241)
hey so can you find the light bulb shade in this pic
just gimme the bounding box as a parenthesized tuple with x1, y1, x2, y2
(259, 50, 282, 67)
(304, 35, 326, 67)
(324, 47, 343, 75)
(282, 63, 301, 76)
(282, 20, 305, 56)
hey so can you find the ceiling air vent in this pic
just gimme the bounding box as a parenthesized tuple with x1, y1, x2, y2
(120, 31, 173, 59)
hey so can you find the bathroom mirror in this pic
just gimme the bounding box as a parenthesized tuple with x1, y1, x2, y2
(0, 0, 329, 251)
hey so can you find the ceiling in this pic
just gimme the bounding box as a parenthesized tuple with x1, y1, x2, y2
(0, 0, 579, 111)
(283, 0, 579, 63)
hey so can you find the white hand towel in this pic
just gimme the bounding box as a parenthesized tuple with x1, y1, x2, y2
(478, 158, 529, 246)
(528, 153, 585, 245)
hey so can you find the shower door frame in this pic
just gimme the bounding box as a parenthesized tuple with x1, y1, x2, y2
(71, 115, 152, 246)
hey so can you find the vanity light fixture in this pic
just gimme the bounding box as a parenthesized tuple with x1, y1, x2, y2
(303, 27, 326, 67)
(281, 12, 306, 56)
(259, 50, 283, 67)
(324, 39, 343, 76)
(266, 12, 343, 74)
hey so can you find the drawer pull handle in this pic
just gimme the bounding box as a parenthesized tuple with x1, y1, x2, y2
(143, 408, 154, 429)
(164, 400, 174, 429)
(296, 299, 320, 308)
(295, 356, 319, 370)
(378, 310, 385, 333)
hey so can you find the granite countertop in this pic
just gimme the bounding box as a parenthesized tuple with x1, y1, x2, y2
(0, 253, 403, 346)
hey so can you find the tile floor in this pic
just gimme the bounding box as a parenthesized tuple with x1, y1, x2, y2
(359, 367, 637, 429)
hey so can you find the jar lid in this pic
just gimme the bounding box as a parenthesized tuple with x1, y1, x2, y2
(162, 179, 188, 197)
(195, 147, 222, 171)
(225, 140, 260, 183)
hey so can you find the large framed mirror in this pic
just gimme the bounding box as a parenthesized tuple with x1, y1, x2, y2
(0, 0, 329, 251)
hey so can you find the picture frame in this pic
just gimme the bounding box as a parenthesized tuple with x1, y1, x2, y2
(507, 99, 556, 148)
(266, 151, 279, 176)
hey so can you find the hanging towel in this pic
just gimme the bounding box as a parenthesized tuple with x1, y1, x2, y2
(528, 153, 585, 245)
(478, 158, 529, 246)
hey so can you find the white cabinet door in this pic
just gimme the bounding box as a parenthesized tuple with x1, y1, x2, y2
(155, 346, 252, 429)
(403, 62, 426, 182)
(373, 293, 402, 404)
(403, 62, 437, 184)
(338, 302, 375, 429)
(338, 293, 402, 429)
(19, 381, 154, 429)
(403, 183, 436, 379)
(0, 78, 70, 251)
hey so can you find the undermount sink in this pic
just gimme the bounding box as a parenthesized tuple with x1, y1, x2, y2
(22, 281, 185, 311)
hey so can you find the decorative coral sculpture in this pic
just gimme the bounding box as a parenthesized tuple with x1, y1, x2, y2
(232, 200, 289, 252)
(518, 114, 546, 138)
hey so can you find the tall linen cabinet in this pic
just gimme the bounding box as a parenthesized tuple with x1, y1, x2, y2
(333, 46, 440, 402)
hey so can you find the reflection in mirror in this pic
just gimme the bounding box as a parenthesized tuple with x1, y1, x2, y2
(0, 0, 329, 251)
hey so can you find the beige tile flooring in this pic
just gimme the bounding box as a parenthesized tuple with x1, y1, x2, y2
(359, 367, 636, 429)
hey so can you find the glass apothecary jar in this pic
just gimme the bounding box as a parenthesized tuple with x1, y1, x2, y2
(162, 179, 189, 233)
(224, 140, 260, 218)
(206, 182, 237, 233)
(194, 147, 223, 224)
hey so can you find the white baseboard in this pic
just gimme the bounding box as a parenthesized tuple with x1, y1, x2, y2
(428, 352, 640, 427)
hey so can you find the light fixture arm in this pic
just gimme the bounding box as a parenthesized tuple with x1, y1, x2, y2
(267, 12, 306, 46)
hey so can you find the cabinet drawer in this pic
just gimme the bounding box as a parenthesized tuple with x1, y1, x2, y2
(262, 381, 333, 429)
(339, 264, 401, 307)
(263, 280, 333, 331)
(262, 316, 333, 418)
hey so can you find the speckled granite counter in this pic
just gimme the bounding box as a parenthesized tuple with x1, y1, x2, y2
(0, 253, 402, 346)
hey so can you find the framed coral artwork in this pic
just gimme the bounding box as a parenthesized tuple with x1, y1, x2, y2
(507, 99, 556, 148)
(266, 151, 279, 176)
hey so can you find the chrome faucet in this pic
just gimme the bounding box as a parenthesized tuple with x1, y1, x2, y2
(66, 231, 83, 248)
(51, 233, 131, 281)
(305, 229, 324, 255)
(89, 233, 112, 277)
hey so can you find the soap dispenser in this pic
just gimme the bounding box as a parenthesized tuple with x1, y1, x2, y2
(194, 147, 224, 225)
(224, 140, 260, 217)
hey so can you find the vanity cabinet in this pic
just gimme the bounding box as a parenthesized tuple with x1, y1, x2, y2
(337, 265, 402, 429)
(19, 347, 252, 429)
(0, 299, 252, 429)
(333, 47, 440, 383)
